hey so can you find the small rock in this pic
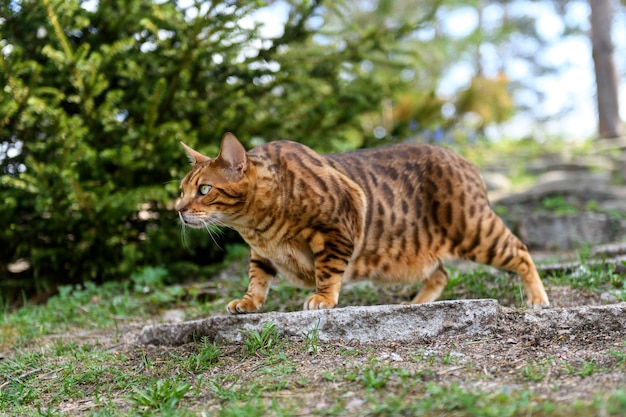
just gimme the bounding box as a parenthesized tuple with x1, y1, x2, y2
(345, 397, 365, 411)
(482, 171, 512, 191)
(162, 309, 185, 323)
(600, 292, 619, 303)
(390, 352, 403, 362)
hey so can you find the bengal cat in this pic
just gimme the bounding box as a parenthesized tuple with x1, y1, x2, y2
(176, 133, 550, 314)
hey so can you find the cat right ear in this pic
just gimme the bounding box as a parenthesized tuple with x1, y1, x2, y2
(181, 142, 210, 165)
(218, 132, 248, 174)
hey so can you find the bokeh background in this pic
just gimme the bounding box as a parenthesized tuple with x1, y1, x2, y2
(1, 0, 624, 304)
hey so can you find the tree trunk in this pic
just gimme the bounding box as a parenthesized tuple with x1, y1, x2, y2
(589, 0, 623, 138)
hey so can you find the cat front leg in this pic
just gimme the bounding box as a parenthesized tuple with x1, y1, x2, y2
(226, 251, 276, 314)
(304, 233, 351, 310)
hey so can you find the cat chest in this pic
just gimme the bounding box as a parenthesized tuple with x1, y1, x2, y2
(246, 236, 317, 283)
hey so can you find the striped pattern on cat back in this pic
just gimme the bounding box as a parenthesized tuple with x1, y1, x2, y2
(176, 132, 549, 314)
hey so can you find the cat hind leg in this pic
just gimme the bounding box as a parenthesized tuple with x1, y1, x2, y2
(410, 262, 449, 304)
(465, 217, 549, 309)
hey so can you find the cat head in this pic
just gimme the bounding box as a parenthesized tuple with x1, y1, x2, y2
(176, 133, 250, 229)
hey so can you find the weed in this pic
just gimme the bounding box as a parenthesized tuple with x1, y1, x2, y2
(441, 350, 464, 365)
(609, 348, 626, 367)
(411, 348, 437, 365)
(339, 346, 361, 357)
(321, 371, 338, 382)
(218, 400, 267, 417)
(600, 390, 626, 416)
(206, 376, 241, 401)
(340, 282, 381, 306)
(259, 354, 296, 381)
(360, 367, 390, 389)
(129, 378, 190, 412)
(217, 398, 290, 417)
(35, 407, 63, 417)
(444, 269, 526, 308)
(187, 337, 222, 372)
(521, 359, 551, 382)
(541, 196, 578, 215)
(566, 360, 598, 378)
(131, 266, 187, 306)
(131, 266, 168, 292)
(262, 283, 307, 312)
(417, 383, 538, 416)
(302, 319, 321, 355)
(240, 322, 281, 357)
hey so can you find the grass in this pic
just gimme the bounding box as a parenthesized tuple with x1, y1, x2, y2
(184, 337, 223, 372)
(240, 322, 282, 357)
(128, 378, 191, 413)
(521, 359, 552, 382)
(302, 319, 321, 355)
(1, 244, 625, 416)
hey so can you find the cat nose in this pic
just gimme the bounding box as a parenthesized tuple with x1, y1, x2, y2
(176, 202, 188, 213)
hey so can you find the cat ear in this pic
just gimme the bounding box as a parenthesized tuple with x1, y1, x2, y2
(181, 142, 210, 165)
(218, 132, 248, 173)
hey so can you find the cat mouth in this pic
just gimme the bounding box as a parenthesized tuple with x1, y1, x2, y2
(178, 213, 205, 229)
(179, 212, 221, 229)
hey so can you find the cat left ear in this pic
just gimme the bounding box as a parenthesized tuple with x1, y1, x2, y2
(218, 132, 248, 174)
(181, 142, 210, 165)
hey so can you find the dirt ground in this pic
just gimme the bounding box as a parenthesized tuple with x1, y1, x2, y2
(40, 284, 625, 416)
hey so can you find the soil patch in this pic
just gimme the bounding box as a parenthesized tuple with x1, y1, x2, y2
(41, 292, 626, 415)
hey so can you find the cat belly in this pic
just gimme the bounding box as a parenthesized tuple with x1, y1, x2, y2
(274, 263, 317, 289)
(251, 242, 317, 289)
(260, 243, 446, 287)
(346, 252, 445, 285)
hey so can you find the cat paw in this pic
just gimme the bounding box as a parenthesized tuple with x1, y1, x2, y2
(226, 298, 263, 314)
(526, 295, 550, 309)
(304, 294, 337, 310)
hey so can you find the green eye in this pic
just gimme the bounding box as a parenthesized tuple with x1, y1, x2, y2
(199, 184, 211, 195)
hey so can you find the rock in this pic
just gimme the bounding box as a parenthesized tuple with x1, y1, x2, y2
(482, 172, 512, 192)
(516, 212, 626, 250)
(139, 300, 626, 348)
(525, 154, 614, 175)
(493, 165, 626, 249)
(162, 309, 186, 323)
(534, 170, 610, 188)
(139, 299, 501, 346)
(495, 172, 618, 208)
(507, 302, 626, 335)
(345, 396, 365, 411)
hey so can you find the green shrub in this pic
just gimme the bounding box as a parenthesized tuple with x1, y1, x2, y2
(0, 0, 406, 300)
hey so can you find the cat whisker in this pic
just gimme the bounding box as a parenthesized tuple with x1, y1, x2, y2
(210, 217, 235, 231)
(200, 218, 223, 250)
(177, 213, 191, 249)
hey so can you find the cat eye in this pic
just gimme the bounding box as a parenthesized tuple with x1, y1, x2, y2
(198, 184, 212, 195)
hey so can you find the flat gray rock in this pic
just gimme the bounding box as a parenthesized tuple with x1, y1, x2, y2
(139, 300, 626, 346)
(139, 299, 500, 346)
(517, 212, 626, 250)
(510, 302, 626, 334)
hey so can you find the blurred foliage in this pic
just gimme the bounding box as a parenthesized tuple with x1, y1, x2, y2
(0, 0, 444, 301)
(0, 0, 594, 303)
